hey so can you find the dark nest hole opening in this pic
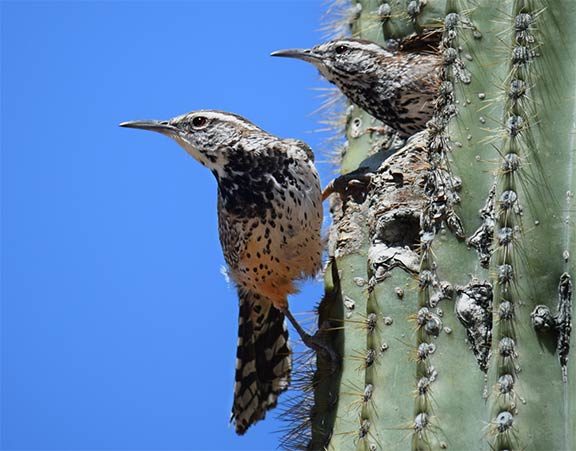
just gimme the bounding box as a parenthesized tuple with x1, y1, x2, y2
(376, 210, 421, 249)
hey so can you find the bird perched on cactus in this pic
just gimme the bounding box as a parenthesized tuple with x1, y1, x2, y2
(272, 38, 441, 138)
(120, 110, 330, 435)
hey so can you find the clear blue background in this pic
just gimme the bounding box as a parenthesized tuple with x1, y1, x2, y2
(1, 1, 338, 449)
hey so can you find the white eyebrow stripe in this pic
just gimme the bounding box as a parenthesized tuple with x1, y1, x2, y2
(200, 111, 263, 132)
(344, 41, 386, 53)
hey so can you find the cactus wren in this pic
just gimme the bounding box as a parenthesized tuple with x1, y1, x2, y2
(272, 38, 441, 138)
(120, 110, 329, 435)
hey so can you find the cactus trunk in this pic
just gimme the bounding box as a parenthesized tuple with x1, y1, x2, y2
(288, 0, 576, 450)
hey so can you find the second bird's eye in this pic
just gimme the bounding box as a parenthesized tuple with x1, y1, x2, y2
(192, 116, 208, 128)
(335, 45, 347, 54)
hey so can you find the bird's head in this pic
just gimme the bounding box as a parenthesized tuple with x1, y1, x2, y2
(120, 110, 266, 175)
(271, 38, 391, 84)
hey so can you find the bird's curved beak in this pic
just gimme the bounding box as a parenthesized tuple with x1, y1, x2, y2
(270, 48, 321, 63)
(119, 120, 178, 135)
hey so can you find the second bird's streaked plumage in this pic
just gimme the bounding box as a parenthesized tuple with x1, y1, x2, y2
(272, 37, 441, 138)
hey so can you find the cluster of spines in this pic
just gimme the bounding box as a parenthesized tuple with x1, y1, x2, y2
(359, 296, 383, 450)
(277, 349, 320, 450)
(421, 9, 469, 242)
(408, 9, 479, 449)
(490, 3, 541, 450)
(316, 0, 356, 168)
(374, 0, 434, 36)
(279, 258, 344, 450)
(321, 0, 362, 39)
(412, 250, 442, 449)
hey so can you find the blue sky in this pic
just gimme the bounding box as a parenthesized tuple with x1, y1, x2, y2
(1, 1, 340, 450)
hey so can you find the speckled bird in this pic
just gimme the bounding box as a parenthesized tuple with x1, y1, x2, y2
(120, 110, 324, 435)
(272, 38, 441, 138)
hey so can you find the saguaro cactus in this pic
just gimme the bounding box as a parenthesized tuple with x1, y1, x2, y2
(283, 0, 575, 450)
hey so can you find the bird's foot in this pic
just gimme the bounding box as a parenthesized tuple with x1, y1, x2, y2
(322, 167, 374, 203)
(301, 328, 339, 371)
(282, 308, 339, 372)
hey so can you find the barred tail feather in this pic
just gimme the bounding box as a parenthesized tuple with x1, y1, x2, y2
(232, 289, 291, 435)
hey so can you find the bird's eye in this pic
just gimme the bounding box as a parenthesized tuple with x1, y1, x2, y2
(335, 45, 347, 54)
(192, 116, 208, 128)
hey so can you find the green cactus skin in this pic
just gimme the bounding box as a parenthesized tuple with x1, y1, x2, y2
(282, 0, 576, 450)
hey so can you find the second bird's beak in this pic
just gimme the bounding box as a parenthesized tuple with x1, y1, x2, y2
(119, 120, 178, 135)
(270, 48, 321, 63)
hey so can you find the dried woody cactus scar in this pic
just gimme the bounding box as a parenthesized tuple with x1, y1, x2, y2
(279, 0, 576, 450)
